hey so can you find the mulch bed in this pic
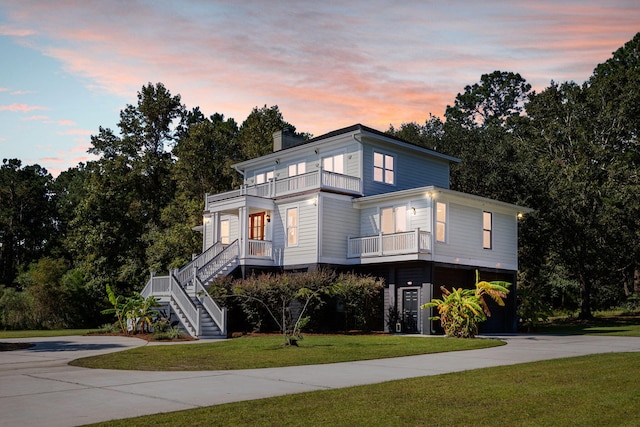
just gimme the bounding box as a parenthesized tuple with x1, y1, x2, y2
(0, 342, 35, 351)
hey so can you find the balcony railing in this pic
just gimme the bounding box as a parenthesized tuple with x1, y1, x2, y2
(247, 239, 272, 258)
(347, 229, 431, 258)
(207, 170, 361, 205)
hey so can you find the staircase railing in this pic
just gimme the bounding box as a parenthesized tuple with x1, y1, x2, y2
(197, 239, 239, 284)
(169, 272, 200, 336)
(175, 242, 224, 286)
(194, 276, 226, 334)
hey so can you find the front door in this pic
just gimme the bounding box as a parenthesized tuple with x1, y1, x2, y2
(402, 289, 419, 333)
(249, 212, 265, 240)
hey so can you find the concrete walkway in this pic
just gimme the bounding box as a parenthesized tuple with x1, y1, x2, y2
(1, 334, 639, 426)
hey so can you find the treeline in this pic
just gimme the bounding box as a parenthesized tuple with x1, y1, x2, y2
(1, 33, 639, 329)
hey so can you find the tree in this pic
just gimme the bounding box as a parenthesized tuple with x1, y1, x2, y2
(236, 105, 297, 163)
(68, 83, 184, 295)
(0, 159, 55, 286)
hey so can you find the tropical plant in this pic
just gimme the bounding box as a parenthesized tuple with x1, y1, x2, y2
(422, 271, 510, 338)
(101, 284, 127, 333)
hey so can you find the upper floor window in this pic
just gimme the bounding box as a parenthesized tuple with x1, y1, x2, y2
(436, 202, 447, 243)
(483, 211, 492, 249)
(380, 206, 407, 234)
(286, 207, 298, 246)
(288, 161, 306, 177)
(322, 153, 344, 174)
(373, 151, 394, 185)
(255, 170, 274, 184)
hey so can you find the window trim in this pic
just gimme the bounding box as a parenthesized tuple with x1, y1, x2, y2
(483, 211, 493, 250)
(380, 205, 407, 234)
(220, 219, 230, 245)
(321, 152, 345, 174)
(373, 150, 395, 185)
(435, 201, 447, 243)
(288, 161, 306, 177)
(286, 206, 299, 247)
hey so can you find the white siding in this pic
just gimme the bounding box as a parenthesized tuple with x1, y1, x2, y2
(274, 198, 318, 265)
(320, 194, 359, 261)
(433, 202, 518, 270)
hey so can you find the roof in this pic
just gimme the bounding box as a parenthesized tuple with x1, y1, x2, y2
(233, 123, 460, 171)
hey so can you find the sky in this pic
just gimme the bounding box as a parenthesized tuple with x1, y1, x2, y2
(1, 1, 639, 177)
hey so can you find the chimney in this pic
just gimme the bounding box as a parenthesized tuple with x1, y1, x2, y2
(273, 128, 304, 152)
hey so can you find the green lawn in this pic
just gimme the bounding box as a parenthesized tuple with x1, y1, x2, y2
(89, 352, 640, 427)
(536, 315, 640, 336)
(0, 329, 99, 338)
(70, 334, 503, 370)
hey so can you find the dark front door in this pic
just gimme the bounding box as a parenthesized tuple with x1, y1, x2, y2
(402, 289, 419, 333)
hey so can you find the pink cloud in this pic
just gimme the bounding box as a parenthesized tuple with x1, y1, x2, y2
(22, 115, 49, 121)
(0, 25, 35, 37)
(0, 103, 48, 113)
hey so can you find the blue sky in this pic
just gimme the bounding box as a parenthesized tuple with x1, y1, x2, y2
(1, 1, 639, 176)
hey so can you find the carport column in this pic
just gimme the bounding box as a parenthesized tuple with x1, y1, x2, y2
(385, 284, 396, 333)
(421, 282, 433, 335)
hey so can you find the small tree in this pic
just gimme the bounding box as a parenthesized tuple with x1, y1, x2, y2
(422, 271, 510, 338)
(232, 271, 335, 346)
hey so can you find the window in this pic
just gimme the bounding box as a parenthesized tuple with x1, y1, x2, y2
(220, 219, 229, 245)
(483, 211, 492, 249)
(255, 170, 274, 184)
(288, 161, 306, 176)
(322, 153, 344, 174)
(373, 151, 394, 185)
(436, 202, 447, 242)
(286, 207, 298, 246)
(380, 206, 407, 234)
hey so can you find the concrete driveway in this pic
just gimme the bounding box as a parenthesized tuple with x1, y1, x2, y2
(1, 334, 639, 426)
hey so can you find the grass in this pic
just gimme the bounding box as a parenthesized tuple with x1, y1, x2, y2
(70, 334, 503, 370)
(0, 329, 99, 338)
(536, 314, 640, 336)
(89, 352, 640, 427)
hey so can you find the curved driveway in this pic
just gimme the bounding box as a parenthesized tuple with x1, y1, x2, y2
(1, 334, 639, 426)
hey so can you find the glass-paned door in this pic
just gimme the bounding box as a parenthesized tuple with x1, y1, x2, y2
(249, 212, 265, 240)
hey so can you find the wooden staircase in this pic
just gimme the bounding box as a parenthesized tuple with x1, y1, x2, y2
(141, 240, 240, 338)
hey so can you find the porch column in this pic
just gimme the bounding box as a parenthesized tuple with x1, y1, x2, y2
(239, 206, 247, 259)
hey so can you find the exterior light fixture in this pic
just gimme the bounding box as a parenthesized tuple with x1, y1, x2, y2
(266, 213, 271, 222)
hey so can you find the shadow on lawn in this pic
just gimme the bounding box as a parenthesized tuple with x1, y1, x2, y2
(537, 315, 640, 335)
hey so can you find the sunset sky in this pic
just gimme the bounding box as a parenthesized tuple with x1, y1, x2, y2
(1, 1, 638, 176)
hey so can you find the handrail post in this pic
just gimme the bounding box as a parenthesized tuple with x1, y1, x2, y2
(196, 307, 201, 337)
(378, 232, 383, 256)
(415, 228, 420, 251)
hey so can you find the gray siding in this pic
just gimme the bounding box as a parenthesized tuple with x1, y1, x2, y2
(362, 141, 450, 196)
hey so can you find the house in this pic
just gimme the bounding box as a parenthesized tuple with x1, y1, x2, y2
(143, 124, 530, 337)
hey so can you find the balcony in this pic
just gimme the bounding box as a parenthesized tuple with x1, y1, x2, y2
(347, 229, 431, 258)
(207, 170, 362, 205)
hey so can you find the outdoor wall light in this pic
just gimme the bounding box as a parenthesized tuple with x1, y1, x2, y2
(266, 213, 271, 222)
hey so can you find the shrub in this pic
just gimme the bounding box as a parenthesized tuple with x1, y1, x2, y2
(422, 271, 510, 338)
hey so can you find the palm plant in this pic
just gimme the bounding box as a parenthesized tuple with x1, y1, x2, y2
(422, 271, 510, 338)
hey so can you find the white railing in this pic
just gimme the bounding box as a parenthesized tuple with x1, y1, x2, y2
(321, 170, 361, 193)
(175, 242, 224, 285)
(170, 273, 200, 336)
(198, 239, 240, 283)
(248, 239, 272, 257)
(347, 229, 431, 258)
(206, 170, 362, 207)
(195, 277, 226, 333)
(141, 274, 171, 298)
